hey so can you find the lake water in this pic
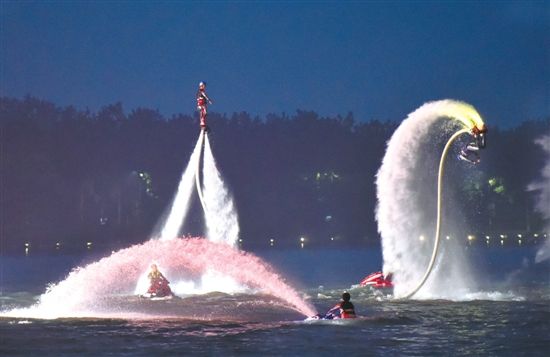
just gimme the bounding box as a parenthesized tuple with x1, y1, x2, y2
(1, 246, 549, 356)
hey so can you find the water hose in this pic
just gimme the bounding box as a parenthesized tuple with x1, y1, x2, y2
(195, 130, 208, 214)
(403, 128, 470, 299)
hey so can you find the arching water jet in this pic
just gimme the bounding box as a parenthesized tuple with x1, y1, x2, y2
(376, 100, 486, 299)
(3, 239, 316, 319)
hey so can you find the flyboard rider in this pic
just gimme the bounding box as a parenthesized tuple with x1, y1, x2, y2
(197, 81, 213, 131)
(458, 124, 487, 164)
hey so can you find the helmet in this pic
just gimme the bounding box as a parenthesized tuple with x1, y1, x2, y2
(199, 81, 206, 87)
(342, 292, 351, 301)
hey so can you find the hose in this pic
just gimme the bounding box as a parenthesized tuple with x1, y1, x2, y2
(403, 128, 470, 299)
(195, 130, 208, 214)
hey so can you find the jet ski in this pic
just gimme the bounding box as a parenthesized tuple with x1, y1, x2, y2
(359, 271, 393, 289)
(140, 292, 174, 300)
(140, 277, 174, 300)
(307, 312, 363, 321)
(308, 312, 336, 320)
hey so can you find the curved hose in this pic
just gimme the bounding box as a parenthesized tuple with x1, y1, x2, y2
(403, 128, 470, 299)
(195, 130, 208, 214)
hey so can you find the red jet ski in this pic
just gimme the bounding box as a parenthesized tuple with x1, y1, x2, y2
(359, 271, 393, 289)
(142, 276, 174, 299)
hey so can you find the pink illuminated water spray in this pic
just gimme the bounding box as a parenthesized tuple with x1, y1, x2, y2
(21, 238, 316, 318)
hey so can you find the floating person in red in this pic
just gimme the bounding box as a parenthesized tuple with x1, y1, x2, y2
(145, 263, 173, 298)
(320, 292, 357, 319)
(196, 81, 213, 131)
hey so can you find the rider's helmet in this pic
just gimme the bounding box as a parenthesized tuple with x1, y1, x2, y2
(342, 292, 351, 301)
(199, 81, 206, 89)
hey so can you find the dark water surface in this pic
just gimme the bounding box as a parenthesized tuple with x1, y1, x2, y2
(1, 247, 549, 356)
(2, 297, 549, 356)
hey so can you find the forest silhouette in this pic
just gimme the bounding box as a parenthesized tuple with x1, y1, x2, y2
(1, 96, 548, 252)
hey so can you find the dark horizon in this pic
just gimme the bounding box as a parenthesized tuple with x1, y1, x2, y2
(1, 95, 548, 253)
(5, 93, 550, 129)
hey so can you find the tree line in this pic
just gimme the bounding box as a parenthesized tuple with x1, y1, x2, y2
(1, 96, 548, 252)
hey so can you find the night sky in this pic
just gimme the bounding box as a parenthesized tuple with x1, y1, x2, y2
(2, 1, 548, 127)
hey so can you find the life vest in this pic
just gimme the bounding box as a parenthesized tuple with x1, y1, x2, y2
(340, 301, 356, 318)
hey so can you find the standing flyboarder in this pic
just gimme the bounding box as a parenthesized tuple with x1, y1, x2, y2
(197, 81, 212, 131)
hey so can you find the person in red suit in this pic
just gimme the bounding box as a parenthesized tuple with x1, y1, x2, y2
(196, 81, 213, 131)
(146, 263, 173, 297)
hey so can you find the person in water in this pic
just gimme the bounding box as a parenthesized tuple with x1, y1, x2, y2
(196, 81, 212, 130)
(146, 263, 173, 297)
(327, 292, 357, 319)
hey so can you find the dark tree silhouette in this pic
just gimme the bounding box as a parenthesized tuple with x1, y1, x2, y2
(1, 96, 548, 252)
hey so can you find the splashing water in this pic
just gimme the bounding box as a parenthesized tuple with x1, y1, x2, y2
(159, 132, 205, 240)
(2, 130, 307, 319)
(376, 100, 483, 299)
(202, 134, 239, 246)
(528, 134, 550, 263)
(136, 131, 243, 295)
(157, 131, 239, 246)
(3, 238, 316, 319)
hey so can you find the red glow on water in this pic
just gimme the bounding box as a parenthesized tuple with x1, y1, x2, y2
(35, 238, 316, 317)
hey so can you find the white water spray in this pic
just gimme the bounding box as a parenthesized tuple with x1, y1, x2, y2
(528, 134, 550, 263)
(4, 239, 316, 319)
(376, 100, 485, 299)
(138, 130, 241, 295)
(159, 131, 205, 240)
(157, 130, 239, 244)
(202, 134, 240, 246)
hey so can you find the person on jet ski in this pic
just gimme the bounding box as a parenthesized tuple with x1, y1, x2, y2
(196, 81, 212, 131)
(326, 292, 357, 319)
(146, 263, 173, 297)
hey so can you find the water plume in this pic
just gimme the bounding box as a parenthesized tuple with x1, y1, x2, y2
(158, 132, 205, 240)
(528, 134, 550, 263)
(376, 100, 484, 298)
(4, 238, 316, 319)
(202, 134, 239, 247)
(135, 130, 242, 295)
(157, 131, 239, 247)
